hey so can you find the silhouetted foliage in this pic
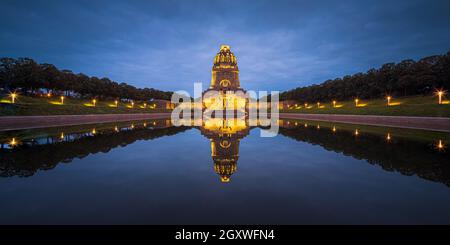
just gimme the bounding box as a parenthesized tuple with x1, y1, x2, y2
(279, 125, 450, 187)
(0, 126, 189, 177)
(0, 57, 172, 100)
(281, 52, 450, 102)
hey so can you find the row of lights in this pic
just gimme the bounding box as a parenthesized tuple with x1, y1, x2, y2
(290, 90, 447, 109)
(285, 120, 446, 151)
(9, 92, 156, 108)
(6, 121, 159, 147)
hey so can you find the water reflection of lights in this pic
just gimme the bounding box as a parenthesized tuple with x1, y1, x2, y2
(436, 140, 445, 151)
(9, 138, 18, 147)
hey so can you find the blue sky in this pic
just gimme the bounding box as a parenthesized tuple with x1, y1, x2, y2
(1, 0, 449, 94)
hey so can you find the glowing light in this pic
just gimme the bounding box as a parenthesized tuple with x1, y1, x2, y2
(60, 96, 64, 104)
(10, 92, 17, 103)
(354, 98, 359, 107)
(333, 100, 336, 108)
(92, 99, 96, 107)
(91, 128, 96, 135)
(354, 129, 359, 136)
(294, 122, 298, 126)
(60, 133, 64, 140)
(304, 123, 308, 128)
(386, 133, 391, 141)
(47, 92, 51, 98)
(304, 103, 308, 108)
(317, 102, 320, 108)
(143, 103, 147, 108)
(114, 126, 119, 132)
(316, 124, 320, 129)
(143, 122, 147, 127)
(387, 96, 391, 106)
(436, 140, 445, 150)
(131, 101, 134, 108)
(115, 100, 119, 107)
(436, 90, 445, 104)
(9, 138, 18, 147)
(131, 124, 135, 129)
(332, 126, 336, 132)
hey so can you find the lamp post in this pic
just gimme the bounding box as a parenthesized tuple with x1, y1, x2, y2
(60, 96, 64, 104)
(92, 99, 96, 107)
(115, 100, 118, 107)
(332, 100, 336, 108)
(10, 92, 17, 103)
(387, 96, 391, 106)
(355, 98, 359, 107)
(317, 102, 320, 108)
(437, 91, 444, 104)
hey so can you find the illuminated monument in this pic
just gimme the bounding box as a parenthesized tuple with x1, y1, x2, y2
(200, 45, 250, 182)
(202, 45, 247, 115)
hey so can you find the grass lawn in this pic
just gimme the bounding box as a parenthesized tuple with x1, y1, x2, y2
(281, 95, 450, 117)
(0, 95, 171, 116)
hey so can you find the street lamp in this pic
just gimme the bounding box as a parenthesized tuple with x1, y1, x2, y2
(354, 98, 359, 107)
(92, 99, 96, 107)
(332, 100, 336, 108)
(115, 100, 118, 107)
(60, 96, 64, 104)
(317, 102, 320, 108)
(387, 96, 391, 106)
(10, 92, 17, 103)
(437, 90, 444, 104)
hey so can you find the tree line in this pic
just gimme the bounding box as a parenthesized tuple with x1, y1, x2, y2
(0, 57, 172, 101)
(281, 52, 450, 102)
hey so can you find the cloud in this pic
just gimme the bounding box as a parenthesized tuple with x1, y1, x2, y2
(1, 0, 449, 93)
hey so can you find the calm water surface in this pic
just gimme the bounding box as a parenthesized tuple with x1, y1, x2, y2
(0, 119, 449, 224)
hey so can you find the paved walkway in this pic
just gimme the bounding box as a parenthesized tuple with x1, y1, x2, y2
(280, 113, 450, 132)
(1, 113, 449, 132)
(0, 113, 172, 131)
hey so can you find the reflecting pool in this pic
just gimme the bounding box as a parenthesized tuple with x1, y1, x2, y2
(0, 118, 450, 224)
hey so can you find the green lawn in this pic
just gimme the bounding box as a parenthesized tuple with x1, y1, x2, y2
(0, 95, 171, 116)
(281, 95, 450, 117)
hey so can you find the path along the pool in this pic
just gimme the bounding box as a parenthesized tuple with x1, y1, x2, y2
(0, 113, 449, 132)
(0, 113, 172, 131)
(280, 113, 450, 132)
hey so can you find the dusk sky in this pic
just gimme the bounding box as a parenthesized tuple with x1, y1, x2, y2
(1, 0, 449, 94)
